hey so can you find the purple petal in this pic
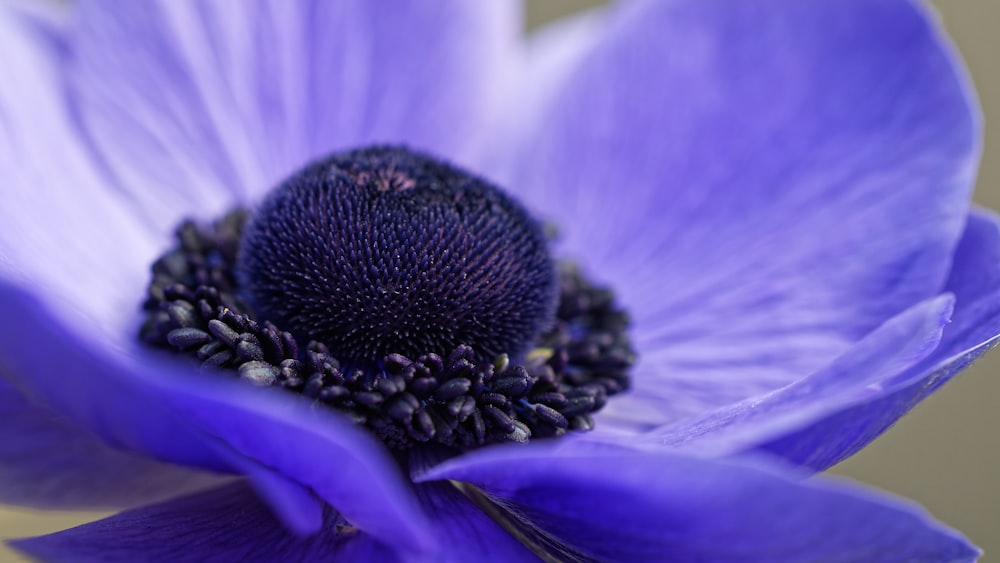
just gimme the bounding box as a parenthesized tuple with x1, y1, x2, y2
(513, 0, 981, 421)
(0, 377, 220, 510)
(419, 441, 979, 562)
(636, 295, 952, 455)
(208, 447, 324, 536)
(748, 210, 1000, 469)
(627, 212, 1000, 470)
(412, 481, 539, 562)
(0, 14, 444, 535)
(0, 282, 230, 473)
(942, 209, 1000, 316)
(9, 482, 401, 563)
(69, 0, 520, 233)
(154, 373, 433, 551)
(0, 283, 432, 551)
(0, 6, 161, 328)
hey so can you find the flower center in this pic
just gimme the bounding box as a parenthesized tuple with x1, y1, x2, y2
(236, 146, 557, 365)
(140, 146, 635, 450)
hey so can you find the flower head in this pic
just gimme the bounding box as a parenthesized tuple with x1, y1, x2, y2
(0, 0, 995, 561)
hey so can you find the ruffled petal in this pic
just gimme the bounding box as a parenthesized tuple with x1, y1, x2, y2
(9, 482, 401, 563)
(419, 441, 979, 562)
(512, 0, 981, 420)
(0, 377, 220, 510)
(69, 0, 521, 233)
(0, 284, 430, 551)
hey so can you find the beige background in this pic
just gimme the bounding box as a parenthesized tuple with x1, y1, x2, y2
(2, 2, 998, 561)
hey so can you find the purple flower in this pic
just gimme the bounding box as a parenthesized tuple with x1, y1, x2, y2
(0, 0, 994, 560)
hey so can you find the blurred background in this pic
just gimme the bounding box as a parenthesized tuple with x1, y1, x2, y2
(2, 1, 998, 561)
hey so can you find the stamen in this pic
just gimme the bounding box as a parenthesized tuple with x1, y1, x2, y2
(140, 147, 635, 451)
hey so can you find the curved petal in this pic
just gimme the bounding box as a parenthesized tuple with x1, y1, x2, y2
(208, 447, 324, 536)
(941, 209, 1000, 319)
(8, 482, 401, 563)
(0, 377, 221, 510)
(69, 0, 521, 233)
(414, 481, 538, 563)
(156, 372, 433, 552)
(0, 283, 431, 551)
(0, 282, 229, 473)
(748, 210, 1000, 469)
(632, 294, 952, 453)
(629, 211, 1000, 470)
(419, 441, 979, 562)
(512, 0, 981, 420)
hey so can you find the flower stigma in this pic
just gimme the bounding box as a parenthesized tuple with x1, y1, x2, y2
(140, 146, 635, 450)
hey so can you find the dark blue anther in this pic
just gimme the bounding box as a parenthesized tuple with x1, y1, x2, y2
(140, 148, 635, 451)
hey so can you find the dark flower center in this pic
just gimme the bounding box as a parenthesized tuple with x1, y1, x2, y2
(236, 146, 557, 365)
(140, 146, 634, 450)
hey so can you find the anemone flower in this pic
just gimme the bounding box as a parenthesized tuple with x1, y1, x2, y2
(0, 0, 995, 561)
